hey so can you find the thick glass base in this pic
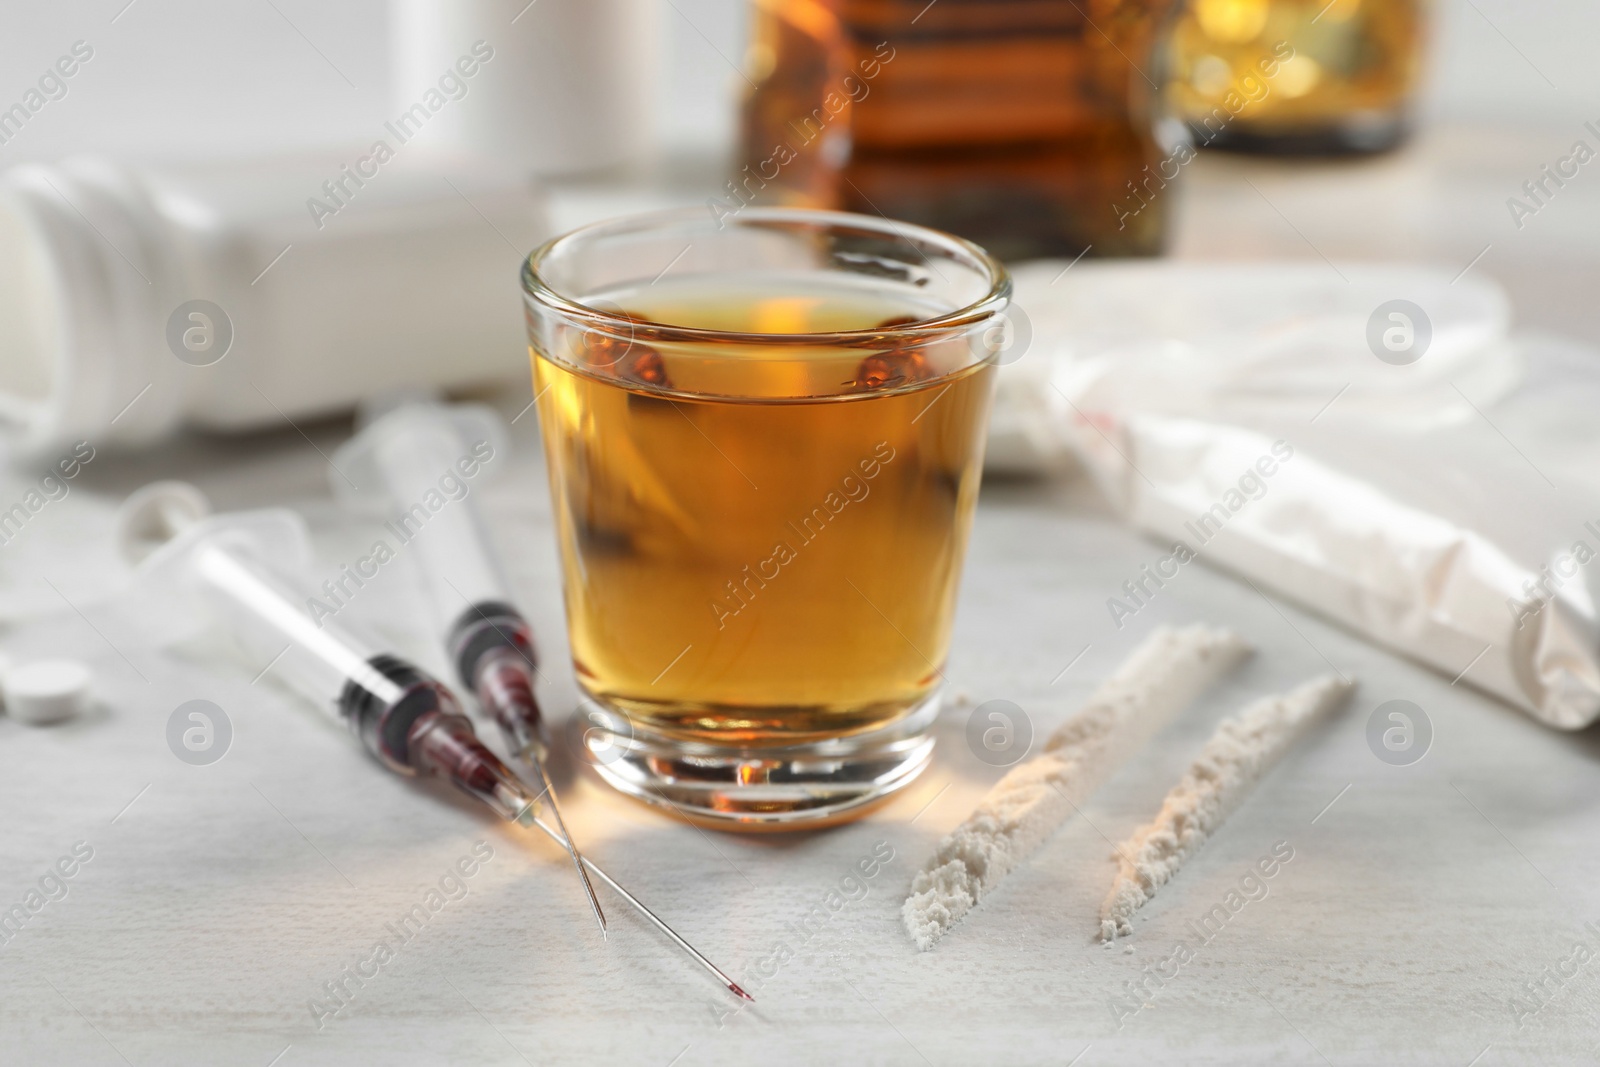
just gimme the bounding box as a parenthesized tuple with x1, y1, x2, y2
(577, 689, 940, 829)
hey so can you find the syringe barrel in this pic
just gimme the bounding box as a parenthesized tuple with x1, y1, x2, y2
(369, 415, 511, 641)
(126, 499, 528, 800)
(189, 537, 398, 717)
(340, 404, 545, 750)
(187, 535, 464, 774)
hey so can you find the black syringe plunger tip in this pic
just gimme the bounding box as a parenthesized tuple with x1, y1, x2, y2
(476, 649, 545, 757)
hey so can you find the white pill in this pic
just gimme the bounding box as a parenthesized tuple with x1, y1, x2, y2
(3, 659, 93, 725)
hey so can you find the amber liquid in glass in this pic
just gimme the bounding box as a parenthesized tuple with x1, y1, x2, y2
(532, 277, 993, 744)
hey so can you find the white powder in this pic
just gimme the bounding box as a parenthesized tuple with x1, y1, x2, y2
(1098, 673, 1354, 941)
(902, 624, 1250, 951)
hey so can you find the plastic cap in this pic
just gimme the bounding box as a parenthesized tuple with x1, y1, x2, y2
(114, 481, 212, 566)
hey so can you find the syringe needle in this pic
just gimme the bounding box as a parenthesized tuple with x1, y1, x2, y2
(526, 751, 607, 938)
(459, 624, 609, 941)
(525, 813, 754, 1002)
(419, 724, 742, 997)
(122, 483, 738, 999)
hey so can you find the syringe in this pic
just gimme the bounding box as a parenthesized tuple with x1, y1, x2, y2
(115, 482, 751, 1001)
(332, 403, 603, 931)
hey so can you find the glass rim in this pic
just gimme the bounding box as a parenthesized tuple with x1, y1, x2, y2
(519, 206, 1012, 348)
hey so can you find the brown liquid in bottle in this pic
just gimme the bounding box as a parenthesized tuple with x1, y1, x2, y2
(738, 0, 1181, 260)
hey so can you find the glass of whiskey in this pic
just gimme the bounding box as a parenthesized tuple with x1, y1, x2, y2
(521, 207, 1010, 828)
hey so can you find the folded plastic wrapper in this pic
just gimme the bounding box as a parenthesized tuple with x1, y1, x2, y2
(992, 261, 1600, 730)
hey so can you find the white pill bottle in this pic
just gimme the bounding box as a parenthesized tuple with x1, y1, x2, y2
(390, 0, 656, 175)
(0, 153, 546, 461)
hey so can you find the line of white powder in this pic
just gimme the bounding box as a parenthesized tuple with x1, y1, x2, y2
(902, 624, 1251, 951)
(1098, 673, 1355, 941)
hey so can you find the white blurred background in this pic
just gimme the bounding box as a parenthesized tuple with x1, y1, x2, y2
(3, 0, 1599, 349)
(0, 0, 1594, 164)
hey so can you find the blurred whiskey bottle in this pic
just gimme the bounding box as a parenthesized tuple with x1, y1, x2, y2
(1165, 0, 1428, 154)
(736, 0, 1183, 261)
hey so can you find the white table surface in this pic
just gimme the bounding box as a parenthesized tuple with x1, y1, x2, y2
(5, 125, 1600, 1066)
